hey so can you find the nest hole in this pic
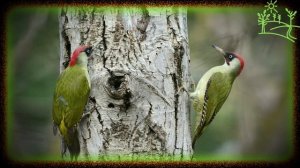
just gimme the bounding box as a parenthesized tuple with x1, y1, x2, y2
(108, 75, 125, 90)
(108, 103, 115, 108)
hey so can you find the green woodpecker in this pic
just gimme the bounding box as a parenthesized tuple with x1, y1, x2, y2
(52, 45, 92, 159)
(191, 45, 244, 148)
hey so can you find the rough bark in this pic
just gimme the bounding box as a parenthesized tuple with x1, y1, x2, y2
(58, 7, 192, 161)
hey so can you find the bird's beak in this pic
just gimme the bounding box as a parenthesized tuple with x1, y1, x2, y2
(212, 44, 226, 56)
(212, 44, 229, 65)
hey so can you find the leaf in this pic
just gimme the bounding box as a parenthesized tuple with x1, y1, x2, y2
(285, 8, 289, 13)
(293, 11, 297, 15)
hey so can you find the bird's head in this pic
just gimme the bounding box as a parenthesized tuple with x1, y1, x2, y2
(69, 45, 93, 67)
(212, 44, 244, 76)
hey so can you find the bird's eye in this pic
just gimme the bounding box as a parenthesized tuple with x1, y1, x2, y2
(85, 47, 93, 56)
(229, 55, 233, 59)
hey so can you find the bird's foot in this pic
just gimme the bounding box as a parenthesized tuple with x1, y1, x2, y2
(191, 77, 196, 91)
(82, 97, 98, 119)
(176, 86, 189, 95)
(82, 106, 97, 119)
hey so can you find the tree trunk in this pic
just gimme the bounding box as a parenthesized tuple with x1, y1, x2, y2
(58, 7, 192, 160)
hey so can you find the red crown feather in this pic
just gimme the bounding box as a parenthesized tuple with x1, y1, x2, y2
(69, 46, 89, 67)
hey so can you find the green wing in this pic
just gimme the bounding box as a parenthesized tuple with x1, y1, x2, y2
(52, 66, 90, 128)
(192, 72, 233, 147)
(193, 95, 205, 129)
(204, 72, 233, 126)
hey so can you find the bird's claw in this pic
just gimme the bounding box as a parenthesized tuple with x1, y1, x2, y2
(176, 86, 189, 95)
(82, 106, 96, 119)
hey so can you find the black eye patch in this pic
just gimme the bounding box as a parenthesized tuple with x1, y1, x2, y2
(226, 53, 235, 61)
(85, 47, 93, 56)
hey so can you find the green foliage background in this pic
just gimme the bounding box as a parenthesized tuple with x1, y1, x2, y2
(6, 7, 293, 161)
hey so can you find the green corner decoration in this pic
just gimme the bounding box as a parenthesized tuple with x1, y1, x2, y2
(257, 0, 299, 42)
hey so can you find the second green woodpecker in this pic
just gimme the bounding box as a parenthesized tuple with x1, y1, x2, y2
(52, 45, 92, 160)
(191, 45, 244, 148)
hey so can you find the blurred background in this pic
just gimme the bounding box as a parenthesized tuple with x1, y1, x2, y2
(7, 7, 293, 161)
(7, 8, 61, 160)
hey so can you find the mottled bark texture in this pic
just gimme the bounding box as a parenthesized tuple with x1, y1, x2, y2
(59, 7, 192, 160)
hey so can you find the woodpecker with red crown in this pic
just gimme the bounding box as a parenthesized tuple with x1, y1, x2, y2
(191, 45, 244, 148)
(52, 45, 92, 160)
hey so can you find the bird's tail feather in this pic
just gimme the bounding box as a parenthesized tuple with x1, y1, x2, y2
(59, 120, 80, 160)
(61, 138, 67, 158)
(192, 126, 204, 149)
(65, 127, 80, 161)
(192, 136, 197, 149)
